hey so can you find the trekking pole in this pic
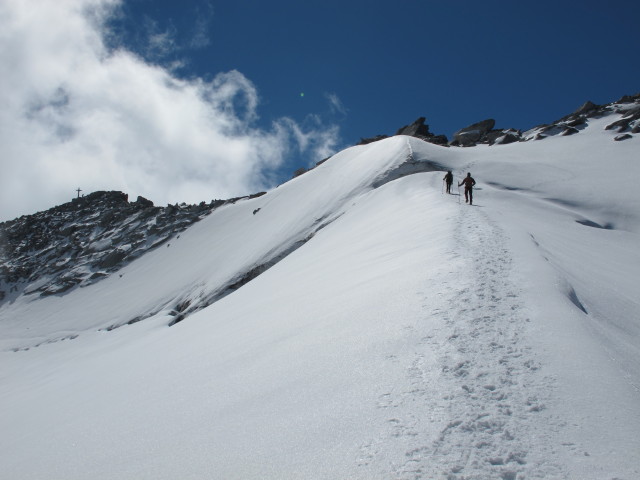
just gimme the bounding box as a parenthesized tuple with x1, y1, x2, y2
(457, 183, 461, 204)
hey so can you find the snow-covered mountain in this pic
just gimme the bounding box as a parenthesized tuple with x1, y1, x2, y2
(0, 192, 232, 302)
(1, 96, 639, 479)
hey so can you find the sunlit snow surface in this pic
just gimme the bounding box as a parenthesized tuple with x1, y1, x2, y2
(1, 120, 639, 479)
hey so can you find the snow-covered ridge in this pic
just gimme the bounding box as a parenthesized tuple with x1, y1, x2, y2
(3, 93, 637, 311)
(0, 137, 436, 337)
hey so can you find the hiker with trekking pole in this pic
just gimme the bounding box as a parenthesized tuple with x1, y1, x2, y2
(443, 171, 453, 194)
(459, 172, 476, 205)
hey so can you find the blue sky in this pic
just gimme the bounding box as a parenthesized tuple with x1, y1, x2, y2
(1, 0, 638, 220)
(113, 0, 639, 142)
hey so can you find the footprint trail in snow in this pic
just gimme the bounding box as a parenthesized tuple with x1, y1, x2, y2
(359, 202, 567, 479)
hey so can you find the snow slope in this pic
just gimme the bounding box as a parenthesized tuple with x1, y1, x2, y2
(1, 120, 639, 479)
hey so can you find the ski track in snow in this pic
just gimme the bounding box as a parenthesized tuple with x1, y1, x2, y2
(359, 201, 569, 479)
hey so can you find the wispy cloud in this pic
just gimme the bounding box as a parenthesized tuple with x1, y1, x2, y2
(278, 115, 340, 164)
(0, 0, 340, 221)
(325, 92, 348, 116)
(190, 1, 214, 49)
(143, 17, 178, 59)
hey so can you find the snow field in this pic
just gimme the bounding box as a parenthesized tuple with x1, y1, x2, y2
(1, 170, 457, 479)
(1, 125, 639, 479)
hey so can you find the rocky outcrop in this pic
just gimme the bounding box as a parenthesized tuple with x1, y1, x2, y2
(615, 134, 633, 141)
(395, 117, 449, 145)
(396, 117, 431, 137)
(450, 119, 496, 146)
(133, 195, 154, 208)
(574, 100, 598, 116)
(0, 191, 256, 302)
(485, 129, 521, 145)
(605, 105, 640, 134)
(355, 93, 638, 152)
(357, 117, 448, 146)
(523, 93, 640, 142)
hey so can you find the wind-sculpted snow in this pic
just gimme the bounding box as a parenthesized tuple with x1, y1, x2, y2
(0, 137, 426, 342)
(0, 120, 639, 479)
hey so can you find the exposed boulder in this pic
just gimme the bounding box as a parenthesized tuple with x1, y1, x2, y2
(562, 126, 580, 136)
(606, 106, 640, 133)
(500, 133, 521, 144)
(615, 134, 633, 141)
(426, 134, 449, 145)
(605, 118, 628, 132)
(395, 117, 449, 145)
(574, 101, 598, 116)
(356, 117, 448, 147)
(451, 119, 496, 146)
(485, 130, 503, 145)
(616, 94, 637, 104)
(98, 248, 128, 269)
(395, 117, 431, 137)
(134, 196, 154, 208)
(486, 129, 522, 145)
(566, 117, 587, 128)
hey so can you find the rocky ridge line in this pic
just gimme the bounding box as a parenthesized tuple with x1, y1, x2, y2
(0, 190, 264, 303)
(358, 93, 640, 148)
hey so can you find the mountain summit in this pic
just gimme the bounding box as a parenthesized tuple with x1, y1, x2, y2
(1, 98, 639, 479)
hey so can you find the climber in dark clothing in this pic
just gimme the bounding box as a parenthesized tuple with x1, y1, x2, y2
(443, 171, 453, 194)
(459, 172, 476, 205)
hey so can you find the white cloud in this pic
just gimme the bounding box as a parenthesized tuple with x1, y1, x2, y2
(325, 92, 348, 116)
(0, 0, 340, 221)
